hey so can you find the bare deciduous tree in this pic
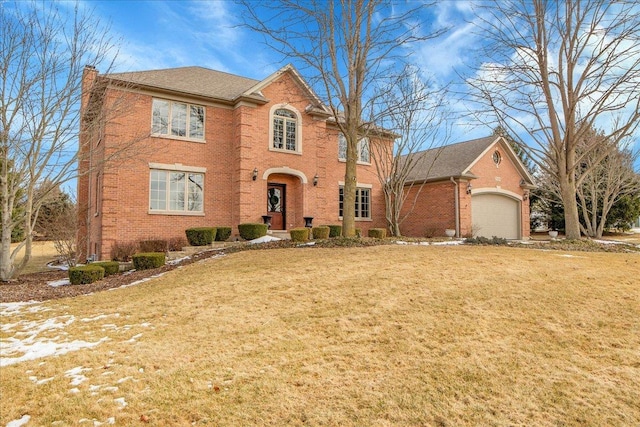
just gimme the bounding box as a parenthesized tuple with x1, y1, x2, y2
(0, 2, 121, 280)
(369, 67, 450, 236)
(466, 0, 640, 240)
(239, 0, 446, 236)
(576, 129, 640, 238)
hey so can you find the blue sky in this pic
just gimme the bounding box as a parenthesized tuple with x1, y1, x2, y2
(81, 0, 492, 143)
(55, 0, 639, 170)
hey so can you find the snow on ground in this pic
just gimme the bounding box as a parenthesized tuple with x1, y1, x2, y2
(48, 278, 71, 287)
(395, 240, 463, 246)
(0, 302, 153, 367)
(6, 415, 31, 427)
(250, 235, 282, 244)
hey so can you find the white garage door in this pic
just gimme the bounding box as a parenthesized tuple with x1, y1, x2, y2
(472, 193, 520, 239)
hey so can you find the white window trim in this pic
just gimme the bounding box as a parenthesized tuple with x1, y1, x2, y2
(148, 164, 206, 216)
(268, 104, 303, 155)
(338, 134, 372, 165)
(338, 182, 373, 221)
(151, 98, 206, 143)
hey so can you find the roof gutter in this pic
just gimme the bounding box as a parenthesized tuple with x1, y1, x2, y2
(450, 177, 460, 238)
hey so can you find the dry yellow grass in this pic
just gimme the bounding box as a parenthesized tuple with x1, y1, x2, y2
(1, 245, 639, 426)
(9, 240, 58, 274)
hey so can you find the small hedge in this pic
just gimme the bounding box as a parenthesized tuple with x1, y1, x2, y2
(185, 227, 216, 246)
(139, 239, 168, 253)
(368, 228, 387, 239)
(132, 252, 166, 270)
(215, 226, 232, 242)
(312, 226, 330, 239)
(290, 228, 310, 242)
(238, 223, 268, 240)
(91, 261, 119, 276)
(326, 225, 342, 238)
(69, 265, 105, 285)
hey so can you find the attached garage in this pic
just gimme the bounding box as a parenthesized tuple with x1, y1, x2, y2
(472, 193, 521, 239)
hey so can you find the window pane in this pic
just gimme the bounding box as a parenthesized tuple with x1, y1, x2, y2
(286, 120, 296, 151)
(171, 103, 187, 137)
(152, 100, 169, 134)
(275, 109, 296, 118)
(338, 134, 347, 160)
(273, 117, 284, 149)
(149, 170, 166, 210)
(169, 172, 185, 211)
(187, 173, 203, 212)
(360, 189, 370, 218)
(359, 138, 370, 163)
(189, 105, 204, 139)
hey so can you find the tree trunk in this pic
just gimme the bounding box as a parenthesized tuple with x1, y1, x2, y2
(561, 181, 581, 240)
(342, 135, 358, 237)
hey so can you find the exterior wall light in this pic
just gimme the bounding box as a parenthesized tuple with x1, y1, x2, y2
(252, 168, 258, 181)
(313, 173, 319, 186)
(466, 182, 472, 194)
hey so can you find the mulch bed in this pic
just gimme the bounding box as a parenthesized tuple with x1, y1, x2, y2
(0, 248, 228, 303)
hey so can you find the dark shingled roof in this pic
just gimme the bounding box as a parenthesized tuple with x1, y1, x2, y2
(105, 66, 264, 102)
(402, 135, 499, 183)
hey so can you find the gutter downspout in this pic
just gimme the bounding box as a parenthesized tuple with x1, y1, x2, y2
(450, 177, 460, 238)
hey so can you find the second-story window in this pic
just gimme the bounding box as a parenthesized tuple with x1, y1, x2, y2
(152, 99, 205, 140)
(273, 108, 298, 151)
(338, 134, 371, 163)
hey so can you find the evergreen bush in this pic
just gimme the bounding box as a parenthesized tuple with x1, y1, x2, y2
(90, 261, 119, 276)
(185, 227, 216, 246)
(132, 252, 166, 270)
(69, 265, 105, 285)
(290, 228, 310, 242)
(238, 223, 268, 240)
(215, 226, 232, 241)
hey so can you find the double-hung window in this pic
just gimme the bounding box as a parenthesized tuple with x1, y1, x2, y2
(338, 186, 371, 219)
(149, 168, 204, 214)
(152, 99, 205, 140)
(338, 134, 370, 163)
(272, 108, 298, 152)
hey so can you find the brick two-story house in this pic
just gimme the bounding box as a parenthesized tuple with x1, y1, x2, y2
(78, 64, 391, 260)
(78, 65, 533, 261)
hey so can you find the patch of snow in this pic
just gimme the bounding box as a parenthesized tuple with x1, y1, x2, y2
(114, 397, 128, 408)
(48, 278, 71, 287)
(593, 239, 622, 245)
(1, 336, 109, 367)
(297, 241, 316, 246)
(249, 235, 281, 244)
(102, 386, 119, 392)
(431, 240, 464, 246)
(6, 415, 31, 427)
(69, 387, 80, 393)
(126, 333, 143, 343)
(167, 255, 191, 265)
(111, 273, 166, 290)
(81, 314, 119, 323)
(47, 261, 69, 271)
(0, 301, 41, 316)
(29, 375, 55, 385)
(66, 366, 92, 386)
(116, 376, 133, 384)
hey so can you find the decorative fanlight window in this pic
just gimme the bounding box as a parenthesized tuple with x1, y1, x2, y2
(272, 109, 298, 151)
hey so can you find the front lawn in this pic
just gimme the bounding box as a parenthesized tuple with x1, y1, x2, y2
(1, 245, 638, 426)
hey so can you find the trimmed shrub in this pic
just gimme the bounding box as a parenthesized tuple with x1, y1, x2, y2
(185, 227, 216, 246)
(312, 226, 330, 239)
(132, 252, 166, 270)
(167, 236, 188, 251)
(238, 223, 268, 240)
(290, 227, 310, 242)
(368, 228, 387, 239)
(91, 261, 119, 276)
(139, 239, 168, 253)
(69, 265, 105, 285)
(215, 226, 232, 242)
(326, 224, 342, 238)
(110, 241, 138, 262)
